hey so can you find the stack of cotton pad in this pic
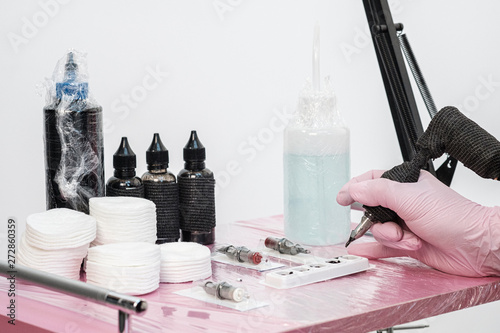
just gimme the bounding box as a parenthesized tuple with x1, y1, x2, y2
(159, 242, 212, 283)
(17, 208, 96, 280)
(89, 197, 157, 245)
(86, 242, 160, 295)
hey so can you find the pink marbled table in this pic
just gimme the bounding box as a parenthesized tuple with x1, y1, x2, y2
(2, 215, 500, 332)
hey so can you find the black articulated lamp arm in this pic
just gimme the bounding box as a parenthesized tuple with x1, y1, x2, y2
(362, 0, 456, 182)
(363, 0, 423, 162)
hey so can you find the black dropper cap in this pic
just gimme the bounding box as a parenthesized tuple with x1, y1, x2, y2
(183, 130, 206, 161)
(146, 133, 169, 170)
(183, 131, 206, 171)
(113, 137, 137, 177)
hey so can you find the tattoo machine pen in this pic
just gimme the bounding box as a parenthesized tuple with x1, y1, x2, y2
(346, 106, 500, 247)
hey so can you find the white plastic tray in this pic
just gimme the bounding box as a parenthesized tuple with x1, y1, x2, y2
(262, 255, 370, 289)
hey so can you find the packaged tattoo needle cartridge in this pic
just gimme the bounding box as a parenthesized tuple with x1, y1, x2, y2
(174, 280, 269, 312)
(43, 51, 104, 214)
(200, 280, 249, 302)
(211, 244, 285, 271)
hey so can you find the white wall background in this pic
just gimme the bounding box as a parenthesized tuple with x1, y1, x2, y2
(1, 0, 500, 331)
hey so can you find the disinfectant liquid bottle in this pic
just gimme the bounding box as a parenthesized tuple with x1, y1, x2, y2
(283, 24, 350, 245)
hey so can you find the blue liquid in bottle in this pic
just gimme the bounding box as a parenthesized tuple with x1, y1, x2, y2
(284, 152, 350, 245)
(284, 127, 350, 245)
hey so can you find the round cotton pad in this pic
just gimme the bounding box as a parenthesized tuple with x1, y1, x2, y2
(26, 208, 96, 249)
(159, 242, 212, 283)
(18, 208, 97, 280)
(86, 242, 161, 295)
(89, 197, 157, 245)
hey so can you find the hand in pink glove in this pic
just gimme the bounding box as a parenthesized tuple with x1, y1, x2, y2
(337, 169, 500, 277)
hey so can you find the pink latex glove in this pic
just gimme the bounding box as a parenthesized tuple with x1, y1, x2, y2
(337, 169, 500, 277)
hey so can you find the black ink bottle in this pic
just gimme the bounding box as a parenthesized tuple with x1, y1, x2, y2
(142, 133, 180, 243)
(44, 51, 104, 214)
(106, 137, 144, 197)
(178, 130, 216, 245)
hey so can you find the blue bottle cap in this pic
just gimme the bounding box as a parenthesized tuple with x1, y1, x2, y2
(55, 52, 88, 100)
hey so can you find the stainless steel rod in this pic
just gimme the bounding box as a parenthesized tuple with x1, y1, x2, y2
(119, 310, 130, 333)
(0, 261, 147, 316)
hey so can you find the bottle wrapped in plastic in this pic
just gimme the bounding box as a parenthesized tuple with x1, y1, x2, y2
(284, 78, 350, 245)
(43, 51, 104, 214)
